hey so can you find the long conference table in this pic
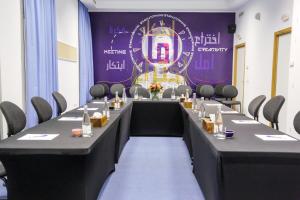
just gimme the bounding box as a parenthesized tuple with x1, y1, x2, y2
(0, 98, 300, 200)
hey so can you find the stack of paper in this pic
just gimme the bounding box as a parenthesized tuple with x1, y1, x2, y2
(232, 120, 260, 124)
(255, 134, 297, 141)
(18, 134, 59, 141)
(58, 117, 83, 121)
(221, 110, 239, 114)
(77, 107, 98, 111)
(205, 103, 222, 107)
(92, 102, 105, 104)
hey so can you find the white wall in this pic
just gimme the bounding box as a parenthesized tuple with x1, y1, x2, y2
(0, 0, 25, 139)
(0, 0, 80, 138)
(234, 0, 294, 126)
(286, 0, 300, 138)
(56, 0, 80, 111)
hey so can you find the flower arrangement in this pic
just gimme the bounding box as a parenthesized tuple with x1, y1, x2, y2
(149, 83, 163, 100)
(149, 82, 163, 93)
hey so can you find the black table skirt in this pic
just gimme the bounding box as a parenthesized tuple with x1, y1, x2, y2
(181, 106, 193, 158)
(2, 100, 300, 200)
(114, 103, 133, 163)
(130, 100, 183, 137)
(1, 118, 119, 200)
(184, 104, 300, 200)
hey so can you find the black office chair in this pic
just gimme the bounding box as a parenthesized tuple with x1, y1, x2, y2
(136, 87, 150, 98)
(0, 101, 26, 137)
(293, 111, 300, 134)
(95, 83, 109, 96)
(90, 84, 106, 100)
(162, 88, 179, 98)
(263, 95, 285, 130)
(196, 84, 203, 97)
(129, 84, 142, 97)
(0, 163, 7, 186)
(220, 85, 242, 112)
(0, 101, 27, 185)
(214, 84, 225, 101)
(177, 85, 192, 96)
(110, 83, 125, 96)
(52, 91, 67, 116)
(199, 85, 215, 100)
(248, 95, 266, 121)
(31, 97, 53, 124)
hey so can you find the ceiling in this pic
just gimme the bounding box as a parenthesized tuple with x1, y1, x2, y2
(81, 0, 250, 12)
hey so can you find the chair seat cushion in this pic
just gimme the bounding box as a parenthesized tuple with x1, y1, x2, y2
(222, 100, 241, 105)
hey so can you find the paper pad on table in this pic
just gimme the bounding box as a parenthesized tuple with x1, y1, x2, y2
(77, 107, 98, 111)
(221, 111, 239, 114)
(232, 120, 260, 124)
(255, 134, 297, 141)
(18, 134, 59, 141)
(205, 103, 222, 106)
(58, 117, 83, 121)
(92, 102, 105, 104)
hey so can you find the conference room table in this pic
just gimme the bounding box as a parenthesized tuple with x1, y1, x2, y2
(181, 101, 300, 200)
(1, 98, 300, 200)
(0, 99, 133, 200)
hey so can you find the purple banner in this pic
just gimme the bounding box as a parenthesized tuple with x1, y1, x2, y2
(90, 12, 235, 90)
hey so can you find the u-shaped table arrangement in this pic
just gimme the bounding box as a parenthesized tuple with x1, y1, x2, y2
(0, 99, 300, 200)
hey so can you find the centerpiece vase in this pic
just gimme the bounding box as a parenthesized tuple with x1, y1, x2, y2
(151, 92, 159, 100)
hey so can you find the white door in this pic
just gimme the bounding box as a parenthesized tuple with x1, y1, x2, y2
(235, 46, 246, 113)
(276, 33, 291, 132)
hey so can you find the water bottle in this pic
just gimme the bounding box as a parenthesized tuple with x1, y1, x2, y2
(185, 89, 189, 100)
(215, 104, 225, 139)
(134, 87, 138, 100)
(82, 105, 92, 137)
(122, 88, 127, 103)
(192, 93, 197, 111)
(198, 97, 206, 118)
(171, 86, 176, 100)
(115, 91, 120, 110)
(104, 96, 110, 118)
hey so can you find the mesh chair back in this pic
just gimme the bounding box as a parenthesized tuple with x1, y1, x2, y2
(137, 87, 150, 98)
(162, 88, 179, 98)
(222, 85, 238, 99)
(199, 85, 215, 99)
(110, 83, 125, 96)
(248, 95, 266, 119)
(100, 83, 110, 96)
(90, 84, 106, 99)
(196, 84, 203, 96)
(129, 84, 142, 97)
(263, 95, 285, 124)
(215, 84, 225, 97)
(52, 91, 67, 116)
(293, 111, 300, 134)
(177, 85, 192, 96)
(0, 101, 26, 137)
(31, 97, 53, 124)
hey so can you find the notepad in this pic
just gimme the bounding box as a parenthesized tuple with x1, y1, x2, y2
(255, 134, 297, 141)
(221, 111, 239, 114)
(92, 102, 105, 104)
(232, 120, 260, 124)
(205, 103, 222, 106)
(58, 117, 83, 121)
(77, 107, 98, 111)
(18, 134, 59, 141)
